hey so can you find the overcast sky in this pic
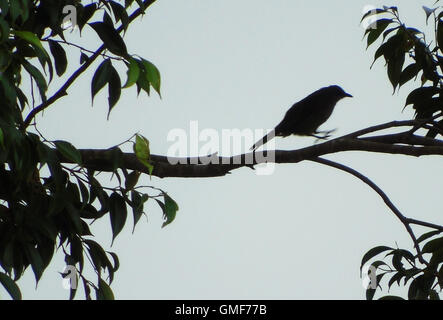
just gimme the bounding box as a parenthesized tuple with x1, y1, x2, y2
(6, 0, 442, 299)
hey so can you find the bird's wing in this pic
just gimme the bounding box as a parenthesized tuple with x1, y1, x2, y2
(275, 94, 321, 136)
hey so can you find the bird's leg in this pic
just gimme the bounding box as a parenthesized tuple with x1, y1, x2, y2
(319, 128, 336, 138)
(310, 129, 336, 142)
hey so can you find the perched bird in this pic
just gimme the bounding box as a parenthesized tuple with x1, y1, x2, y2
(250, 85, 352, 150)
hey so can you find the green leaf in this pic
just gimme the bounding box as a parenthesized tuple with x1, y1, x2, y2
(12, 30, 48, 58)
(378, 295, 405, 300)
(78, 3, 97, 32)
(382, 26, 400, 41)
(107, 64, 121, 118)
(372, 33, 403, 69)
(417, 230, 441, 243)
(109, 0, 130, 31)
(388, 271, 404, 290)
(79, 204, 104, 220)
(0, 46, 11, 70)
(76, 177, 90, 206)
(107, 251, 120, 273)
(125, 171, 141, 191)
(48, 40, 67, 76)
(361, 8, 387, 23)
(66, 204, 84, 235)
(370, 260, 389, 270)
(0, 73, 16, 104)
(399, 63, 420, 87)
(109, 192, 128, 244)
(0, 272, 22, 300)
(430, 290, 440, 300)
(410, 273, 434, 299)
(22, 60, 47, 102)
(136, 59, 150, 96)
(96, 278, 114, 300)
(89, 22, 128, 57)
(123, 57, 140, 88)
(141, 58, 161, 97)
(360, 246, 393, 271)
(382, 6, 397, 12)
(91, 59, 112, 104)
(0, 0, 9, 17)
(375, 272, 387, 290)
(0, 127, 4, 148)
(0, 16, 9, 44)
(365, 19, 393, 48)
(69, 236, 84, 272)
(131, 191, 148, 233)
(387, 52, 405, 90)
(8, 0, 20, 24)
(16, 87, 28, 110)
(135, 0, 146, 11)
(372, 41, 389, 66)
(134, 134, 150, 160)
(430, 248, 443, 266)
(54, 140, 82, 165)
(69, 283, 77, 300)
(161, 193, 179, 228)
(405, 86, 439, 107)
(103, 10, 114, 29)
(16, 0, 30, 24)
(84, 239, 107, 272)
(391, 250, 406, 271)
(403, 268, 421, 285)
(423, 6, 437, 24)
(133, 134, 153, 174)
(366, 287, 376, 300)
(82, 278, 92, 300)
(423, 236, 443, 254)
(24, 244, 45, 283)
(438, 20, 443, 51)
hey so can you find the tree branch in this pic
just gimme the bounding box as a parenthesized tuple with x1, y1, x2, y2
(309, 157, 429, 266)
(63, 132, 443, 179)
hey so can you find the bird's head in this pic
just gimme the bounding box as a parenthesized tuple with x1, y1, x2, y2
(328, 85, 353, 100)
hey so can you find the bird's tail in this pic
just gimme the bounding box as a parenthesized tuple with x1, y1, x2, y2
(250, 129, 276, 151)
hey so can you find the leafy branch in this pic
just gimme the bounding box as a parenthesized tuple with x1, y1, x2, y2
(359, 3, 443, 299)
(21, 0, 157, 129)
(62, 119, 443, 178)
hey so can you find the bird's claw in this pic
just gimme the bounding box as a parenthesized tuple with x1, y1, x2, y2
(312, 129, 336, 143)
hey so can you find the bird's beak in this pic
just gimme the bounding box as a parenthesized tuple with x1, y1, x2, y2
(344, 92, 353, 98)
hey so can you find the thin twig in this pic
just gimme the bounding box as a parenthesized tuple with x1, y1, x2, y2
(360, 132, 443, 147)
(45, 39, 123, 61)
(406, 218, 443, 232)
(338, 119, 431, 140)
(309, 156, 429, 266)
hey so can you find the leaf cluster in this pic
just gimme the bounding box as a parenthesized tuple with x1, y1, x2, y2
(363, 5, 443, 128)
(360, 4, 443, 299)
(361, 231, 443, 300)
(0, 0, 174, 300)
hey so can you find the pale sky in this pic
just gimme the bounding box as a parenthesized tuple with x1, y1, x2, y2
(5, 0, 442, 299)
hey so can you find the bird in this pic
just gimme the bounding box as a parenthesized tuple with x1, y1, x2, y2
(250, 85, 352, 150)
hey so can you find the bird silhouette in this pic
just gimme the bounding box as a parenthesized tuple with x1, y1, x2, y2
(250, 85, 352, 150)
